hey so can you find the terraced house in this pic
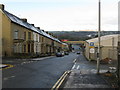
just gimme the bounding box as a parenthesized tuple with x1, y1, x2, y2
(0, 4, 67, 57)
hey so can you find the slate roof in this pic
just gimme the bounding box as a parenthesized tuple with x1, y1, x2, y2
(86, 34, 119, 46)
(86, 34, 118, 43)
(3, 10, 61, 43)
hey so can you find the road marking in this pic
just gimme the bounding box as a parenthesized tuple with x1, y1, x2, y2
(73, 59, 77, 63)
(51, 71, 67, 90)
(0, 64, 14, 70)
(51, 71, 71, 90)
(77, 65, 80, 70)
(56, 74, 68, 89)
(72, 65, 76, 69)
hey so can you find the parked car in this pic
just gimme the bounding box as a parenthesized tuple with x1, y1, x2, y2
(56, 52, 63, 57)
(64, 52, 69, 55)
(76, 51, 80, 54)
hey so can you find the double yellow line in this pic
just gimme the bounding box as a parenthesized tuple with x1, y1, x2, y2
(0, 64, 14, 70)
(51, 70, 71, 90)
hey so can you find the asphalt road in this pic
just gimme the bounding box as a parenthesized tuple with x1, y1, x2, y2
(2, 53, 79, 88)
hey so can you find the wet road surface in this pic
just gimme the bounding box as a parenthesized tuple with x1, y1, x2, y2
(2, 53, 79, 88)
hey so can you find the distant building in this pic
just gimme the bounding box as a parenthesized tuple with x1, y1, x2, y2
(61, 43, 69, 52)
(61, 39, 68, 42)
(0, 4, 64, 57)
(85, 34, 118, 61)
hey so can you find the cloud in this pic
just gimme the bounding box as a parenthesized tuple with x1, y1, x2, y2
(103, 17, 117, 25)
(2, 0, 118, 31)
(1, 0, 91, 3)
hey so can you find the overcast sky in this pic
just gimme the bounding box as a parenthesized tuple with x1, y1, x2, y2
(1, 0, 119, 31)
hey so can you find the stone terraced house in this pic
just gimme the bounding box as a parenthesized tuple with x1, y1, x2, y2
(0, 4, 68, 57)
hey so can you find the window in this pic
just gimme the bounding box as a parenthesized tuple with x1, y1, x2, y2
(19, 44, 22, 53)
(39, 36, 41, 42)
(31, 44, 34, 52)
(36, 34, 39, 42)
(36, 45, 38, 53)
(13, 45, 17, 53)
(36, 34, 38, 42)
(24, 45, 26, 53)
(14, 30, 18, 39)
(28, 32, 31, 40)
(33, 32, 36, 41)
(38, 35, 39, 42)
(24, 32, 26, 40)
(42, 37, 44, 42)
(28, 44, 31, 53)
(16, 43, 19, 53)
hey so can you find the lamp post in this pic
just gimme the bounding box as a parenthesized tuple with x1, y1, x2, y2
(97, 0, 101, 74)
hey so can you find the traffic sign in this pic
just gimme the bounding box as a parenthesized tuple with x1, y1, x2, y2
(90, 48, 95, 53)
(89, 42, 94, 46)
(89, 46, 94, 48)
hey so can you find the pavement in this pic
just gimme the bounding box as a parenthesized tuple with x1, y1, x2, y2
(63, 52, 118, 89)
(2, 56, 55, 66)
(1, 56, 56, 70)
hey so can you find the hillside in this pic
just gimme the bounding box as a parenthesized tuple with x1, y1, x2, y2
(48, 31, 118, 41)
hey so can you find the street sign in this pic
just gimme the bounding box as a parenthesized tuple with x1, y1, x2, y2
(89, 42, 94, 46)
(89, 42, 94, 48)
(90, 48, 95, 53)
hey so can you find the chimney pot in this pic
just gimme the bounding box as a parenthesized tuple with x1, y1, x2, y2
(49, 33, 52, 36)
(36, 27, 40, 29)
(0, 4, 4, 10)
(31, 24, 34, 26)
(21, 18, 27, 22)
(46, 31, 49, 34)
(42, 30, 44, 32)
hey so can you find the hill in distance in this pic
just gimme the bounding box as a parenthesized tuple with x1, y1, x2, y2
(48, 31, 118, 41)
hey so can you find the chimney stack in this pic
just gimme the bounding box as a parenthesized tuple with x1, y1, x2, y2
(50, 33, 55, 37)
(46, 31, 49, 34)
(42, 29, 44, 32)
(31, 24, 34, 26)
(49, 33, 52, 36)
(21, 18, 27, 22)
(36, 27, 40, 29)
(0, 4, 4, 10)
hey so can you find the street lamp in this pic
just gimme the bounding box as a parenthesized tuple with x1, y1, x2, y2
(97, 0, 101, 74)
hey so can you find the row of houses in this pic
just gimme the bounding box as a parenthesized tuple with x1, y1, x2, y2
(84, 34, 119, 61)
(0, 4, 69, 57)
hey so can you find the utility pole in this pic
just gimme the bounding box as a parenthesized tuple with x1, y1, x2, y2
(118, 40, 120, 86)
(112, 37, 114, 59)
(118, 1, 120, 87)
(97, 0, 101, 74)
